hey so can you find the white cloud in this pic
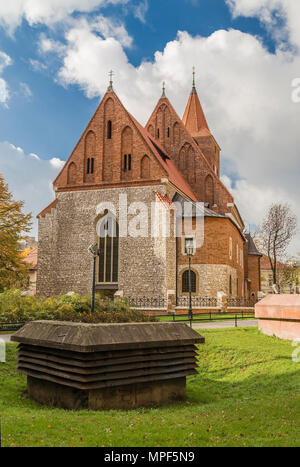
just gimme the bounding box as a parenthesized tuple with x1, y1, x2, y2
(29, 58, 47, 72)
(0, 51, 12, 106)
(133, 0, 148, 24)
(0, 0, 130, 34)
(20, 82, 32, 99)
(0, 142, 64, 236)
(226, 0, 300, 49)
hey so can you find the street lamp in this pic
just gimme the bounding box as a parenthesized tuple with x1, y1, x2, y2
(185, 239, 195, 323)
(88, 244, 100, 313)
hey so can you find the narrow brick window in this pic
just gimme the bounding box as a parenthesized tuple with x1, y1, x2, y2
(167, 127, 170, 138)
(87, 158, 90, 174)
(107, 120, 112, 139)
(182, 270, 196, 293)
(229, 275, 232, 296)
(128, 154, 132, 171)
(157, 128, 160, 139)
(123, 154, 127, 172)
(91, 158, 95, 174)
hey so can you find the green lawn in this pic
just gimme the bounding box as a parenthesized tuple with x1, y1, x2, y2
(1, 328, 299, 447)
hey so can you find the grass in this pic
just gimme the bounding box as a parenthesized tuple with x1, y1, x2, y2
(1, 327, 300, 447)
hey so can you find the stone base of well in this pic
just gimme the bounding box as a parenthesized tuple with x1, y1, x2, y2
(255, 295, 300, 341)
(12, 321, 204, 411)
(27, 376, 186, 410)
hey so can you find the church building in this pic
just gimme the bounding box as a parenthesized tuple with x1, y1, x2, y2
(37, 73, 261, 304)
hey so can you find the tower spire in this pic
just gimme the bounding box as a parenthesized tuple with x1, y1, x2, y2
(161, 81, 166, 98)
(192, 66, 197, 94)
(182, 69, 211, 137)
(107, 70, 114, 92)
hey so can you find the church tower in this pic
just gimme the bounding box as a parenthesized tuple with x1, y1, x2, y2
(182, 69, 220, 177)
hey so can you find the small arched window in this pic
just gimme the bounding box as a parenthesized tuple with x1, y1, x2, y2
(107, 120, 112, 139)
(167, 127, 170, 138)
(182, 270, 196, 293)
(157, 128, 160, 139)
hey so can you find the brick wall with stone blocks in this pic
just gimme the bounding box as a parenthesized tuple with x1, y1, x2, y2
(176, 217, 245, 298)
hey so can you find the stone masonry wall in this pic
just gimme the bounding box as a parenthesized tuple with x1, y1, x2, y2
(37, 184, 176, 298)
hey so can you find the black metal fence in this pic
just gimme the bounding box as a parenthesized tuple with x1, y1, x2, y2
(227, 297, 257, 308)
(176, 297, 218, 307)
(0, 322, 25, 332)
(155, 310, 255, 327)
(126, 296, 166, 308)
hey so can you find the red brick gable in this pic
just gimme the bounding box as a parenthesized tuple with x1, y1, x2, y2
(53, 90, 168, 191)
(52, 90, 197, 201)
(145, 94, 233, 213)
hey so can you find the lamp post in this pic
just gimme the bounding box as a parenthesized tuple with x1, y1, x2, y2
(88, 244, 100, 313)
(185, 239, 194, 323)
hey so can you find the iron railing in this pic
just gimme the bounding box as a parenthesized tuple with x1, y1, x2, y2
(176, 297, 218, 308)
(0, 322, 25, 332)
(126, 296, 166, 309)
(227, 297, 257, 308)
(155, 310, 255, 327)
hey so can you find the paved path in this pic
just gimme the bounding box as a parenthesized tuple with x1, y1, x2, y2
(192, 319, 258, 330)
(0, 334, 13, 343)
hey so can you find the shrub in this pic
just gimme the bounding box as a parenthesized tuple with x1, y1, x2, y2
(0, 290, 157, 324)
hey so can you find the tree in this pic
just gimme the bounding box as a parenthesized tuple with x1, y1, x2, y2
(282, 255, 300, 293)
(257, 203, 297, 289)
(0, 173, 32, 292)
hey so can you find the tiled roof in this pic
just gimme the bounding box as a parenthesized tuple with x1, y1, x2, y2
(154, 191, 175, 209)
(172, 193, 225, 218)
(245, 234, 262, 256)
(24, 248, 38, 270)
(182, 87, 211, 138)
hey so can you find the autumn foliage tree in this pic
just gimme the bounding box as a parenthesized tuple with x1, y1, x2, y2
(0, 173, 32, 292)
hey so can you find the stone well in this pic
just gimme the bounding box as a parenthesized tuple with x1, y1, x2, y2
(255, 295, 300, 341)
(11, 321, 204, 410)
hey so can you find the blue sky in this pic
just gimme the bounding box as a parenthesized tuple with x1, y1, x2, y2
(0, 0, 270, 160)
(0, 0, 299, 253)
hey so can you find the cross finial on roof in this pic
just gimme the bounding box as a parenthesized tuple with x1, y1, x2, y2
(161, 81, 166, 98)
(107, 70, 114, 92)
(192, 66, 197, 93)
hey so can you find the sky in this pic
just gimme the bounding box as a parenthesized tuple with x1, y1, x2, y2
(0, 0, 299, 253)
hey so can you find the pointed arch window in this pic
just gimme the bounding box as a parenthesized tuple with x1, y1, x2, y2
(107, 120, 112, 139)
(98, 214, 119, 284)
